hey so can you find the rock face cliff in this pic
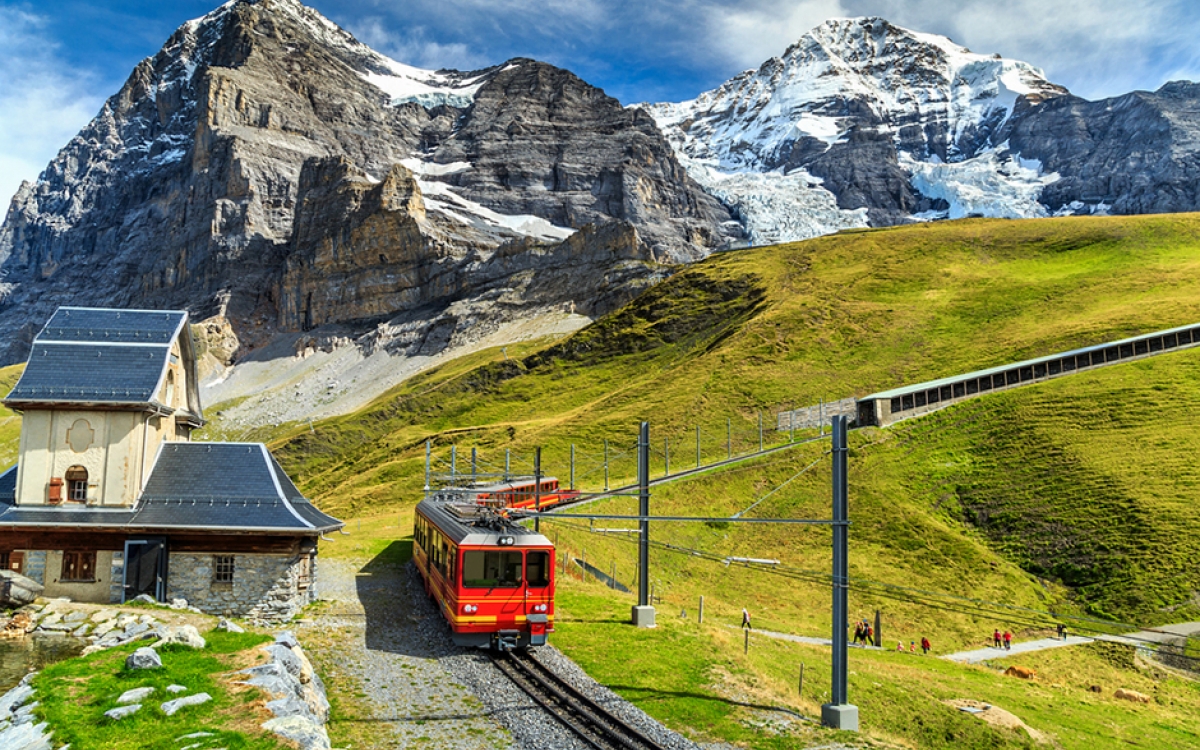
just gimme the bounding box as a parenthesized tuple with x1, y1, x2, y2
(646, 16, 1200, 243)
(0, 0, 733, 364)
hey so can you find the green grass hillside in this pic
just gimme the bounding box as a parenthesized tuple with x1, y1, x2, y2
(218, 213, 1200, 748)
(264, 213, 1200, 622)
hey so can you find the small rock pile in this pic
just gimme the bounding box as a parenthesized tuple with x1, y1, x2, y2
(101, 624, 214, 722)
(237, 631, 331, 750)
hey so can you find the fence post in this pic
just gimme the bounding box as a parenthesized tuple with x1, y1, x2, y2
(790, 407, 795, 443)
(745, 629, 750, 654)
(727, 418, 732, 459)
(471, 446, 477, 485)
(699, 595, 704, 624)
(424, 439, 431, 491)
(696, 426, 701, 469)
(604, 439, 609, 491)
(451, 445, 457, 483)
(570, 444, 575, 490)
(665, 438, 670, 477)
(759, 411, 763, 452)
(505, 448, 510, 481)
(799, 663, 805, 696)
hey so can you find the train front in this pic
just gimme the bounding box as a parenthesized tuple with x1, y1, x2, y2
(454, 529, 555, 650)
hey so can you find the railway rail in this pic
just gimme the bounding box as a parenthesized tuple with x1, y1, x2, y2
(491, 649, 672, 750)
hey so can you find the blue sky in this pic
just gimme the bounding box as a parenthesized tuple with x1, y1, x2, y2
(3, 0, 1200, 206)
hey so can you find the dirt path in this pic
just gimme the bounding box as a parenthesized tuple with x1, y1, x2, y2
(295, 558, 516, 750)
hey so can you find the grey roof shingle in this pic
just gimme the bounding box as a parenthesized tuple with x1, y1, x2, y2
(5, 307, 188, 407)
(0, 444, 342, 534)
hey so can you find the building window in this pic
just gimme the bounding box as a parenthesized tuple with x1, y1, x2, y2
(65, 466, 88, 503)
(61, 551, 96, 582)
(213, 555, 235, 584)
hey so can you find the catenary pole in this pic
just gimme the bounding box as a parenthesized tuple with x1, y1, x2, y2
(822, 415, 858, 730)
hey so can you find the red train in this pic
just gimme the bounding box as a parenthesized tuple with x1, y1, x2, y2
(462, 476, 580, 512)
(413, 497, 555, 650)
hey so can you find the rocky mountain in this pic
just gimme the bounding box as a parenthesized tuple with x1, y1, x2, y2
(645, 17, 1200, 243)
(0, 0, 734, 365)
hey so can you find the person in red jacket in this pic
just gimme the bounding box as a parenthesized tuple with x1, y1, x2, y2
(920, 636, 931, 655)
(993, 629, 1002, 648)
(1003, 630, 1012, 650)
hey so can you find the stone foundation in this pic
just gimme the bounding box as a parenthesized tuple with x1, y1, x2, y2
(168, 551, 317, 623)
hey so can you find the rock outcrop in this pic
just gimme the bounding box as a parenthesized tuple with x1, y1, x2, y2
(0, 0, 733, 365)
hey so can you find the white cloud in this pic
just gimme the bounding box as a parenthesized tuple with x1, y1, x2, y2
(348, 16, 492, 71)
(0, 8, 104, 209)
(701, 0, 849, 71)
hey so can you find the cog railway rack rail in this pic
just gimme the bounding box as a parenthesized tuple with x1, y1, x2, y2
(492, 649, 672, 750)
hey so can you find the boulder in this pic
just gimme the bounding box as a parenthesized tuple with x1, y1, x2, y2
(262, 715, 331, 750)
(1003, 666, 1036, 680)
(117, 687, 155, 704)
(104, 704, 142, 721)
(217, 618, 244, 633)
(161, 693, 211, 716)
(153, 625, 205, 650)
(166, 685, 188, 694)
(0, 572, 43, 608)
(125, 648, 162, 670)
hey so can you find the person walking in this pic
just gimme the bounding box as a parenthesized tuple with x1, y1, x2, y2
(1003, 630, 1012, 650)
(909, 641, 916, 653)
(920, 636, 931, 655)
(1057, 623, 1067, 640)
(867, 624, 874, 646)
(993, 629, 1002, 648)
(896, 641, 904, 652)
(741, 608, 751, 630)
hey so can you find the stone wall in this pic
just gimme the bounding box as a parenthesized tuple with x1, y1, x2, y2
(168, 551, 317, 623)
(22, 551, 46, 586)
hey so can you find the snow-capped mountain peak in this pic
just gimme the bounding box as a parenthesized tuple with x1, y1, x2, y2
(643, 16, 1070, 244)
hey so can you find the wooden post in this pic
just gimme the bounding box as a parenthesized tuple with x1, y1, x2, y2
(744, 628, 750, 655)
(799, 663, 805, 696)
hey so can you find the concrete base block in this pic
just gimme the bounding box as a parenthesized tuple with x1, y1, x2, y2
(821, 703, 859, 731)
(631, 605, 656, 628)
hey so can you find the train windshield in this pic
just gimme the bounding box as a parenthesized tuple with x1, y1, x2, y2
(526, 551, 550, 588)
(462, 550, 524, 588)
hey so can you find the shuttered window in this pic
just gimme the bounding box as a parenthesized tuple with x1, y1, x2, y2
(61, 551, 96, 582)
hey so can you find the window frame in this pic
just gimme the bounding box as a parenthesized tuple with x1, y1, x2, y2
(64, 466, 88, 503)
(213, 554, 236, 584)
(61, 550, 96, 583)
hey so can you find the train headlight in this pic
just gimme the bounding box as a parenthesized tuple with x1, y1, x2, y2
(498, 536, 515, 546)
(463, 604, 477, 614)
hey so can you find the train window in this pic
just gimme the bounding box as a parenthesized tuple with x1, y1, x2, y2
(527, 551, 551, 587)
(462, 550, 524, 588)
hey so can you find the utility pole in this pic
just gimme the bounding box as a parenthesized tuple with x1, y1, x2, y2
(632, 421, 655, 628)
(570, 444, 575, 490)
(664, 438, 670, 477)
(451, 445, 457, 484)
(696, 426, 701, 469)
(505, 448, 510, 482)
(727, 418, 732, 459)
(822, 415, 858, 730)
(471, 447, 477, 486)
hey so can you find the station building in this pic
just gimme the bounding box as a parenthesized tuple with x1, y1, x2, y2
(0, 307, 341, 621)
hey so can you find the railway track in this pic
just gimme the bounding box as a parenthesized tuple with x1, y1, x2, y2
(491, 649, 672, 750)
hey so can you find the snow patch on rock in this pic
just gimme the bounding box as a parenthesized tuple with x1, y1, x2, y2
(905, 150, 1059, 220)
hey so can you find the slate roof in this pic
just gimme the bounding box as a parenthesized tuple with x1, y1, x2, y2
(4, 307, 190, 409)
(0, 444, 342, 534)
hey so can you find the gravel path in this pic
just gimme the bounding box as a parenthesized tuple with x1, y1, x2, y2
(296, 557, 702, 750)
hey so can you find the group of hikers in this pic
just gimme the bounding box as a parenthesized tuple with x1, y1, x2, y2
(992, 628, 1014, 650)
(851, 619, 932, 654)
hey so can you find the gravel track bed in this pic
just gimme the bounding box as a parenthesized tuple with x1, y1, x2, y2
(299, 558, 703, 749)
